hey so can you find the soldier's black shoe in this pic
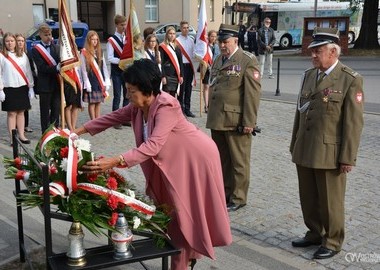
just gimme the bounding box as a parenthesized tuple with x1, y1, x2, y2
(313, 246, 339, 259)
(185, 111, 196, 118)
(227, 202, 246, 212)
(291, 238, 321, 247)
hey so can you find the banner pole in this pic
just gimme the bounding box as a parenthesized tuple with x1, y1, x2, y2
(60, 76, 65, 129)
(199, 63, 204, 117)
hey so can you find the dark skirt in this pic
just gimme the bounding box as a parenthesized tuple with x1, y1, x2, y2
(1, 85, 30, 111)
(64, 83, 82, 108)
(83, 88, 104, 104)
(202, 69, 210, 85)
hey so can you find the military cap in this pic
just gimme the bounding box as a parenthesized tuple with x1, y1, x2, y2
(308, 27, 340, 49)
(218, 24, 239, 41)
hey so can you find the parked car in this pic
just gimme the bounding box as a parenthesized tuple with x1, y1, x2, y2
(25, 19, 89, 52)
(154, 23, 196, 43)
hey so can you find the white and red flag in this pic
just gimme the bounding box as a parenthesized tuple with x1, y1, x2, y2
(59, 0, 81, 92)
(119, 0, 141, 70)
(194, 0, 213, 71)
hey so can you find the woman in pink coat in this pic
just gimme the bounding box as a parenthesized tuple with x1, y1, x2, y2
(75, 59, 232, 269)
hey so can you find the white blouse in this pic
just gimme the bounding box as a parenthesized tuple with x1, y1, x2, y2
(0, 52, 34, 90)
(143, 119, 148, 142)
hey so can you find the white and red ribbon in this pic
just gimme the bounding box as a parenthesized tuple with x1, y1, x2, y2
(77, 183, 156, 216)
(40, 128, 77, 194)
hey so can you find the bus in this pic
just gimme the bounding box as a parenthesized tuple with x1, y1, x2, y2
(225, 0, 362, 49)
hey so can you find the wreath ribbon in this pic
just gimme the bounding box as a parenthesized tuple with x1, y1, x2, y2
(77, 183, 156, 215)
(39, 128, 77, 194)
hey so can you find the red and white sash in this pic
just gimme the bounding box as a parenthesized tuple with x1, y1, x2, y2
(108, 37, 123, 58)
(175, 39, 196, 86)
(34, 44, 58, 67)
(159, 43, 181, 81)
(81, 49, 106, 97)
(0, 52, 29, 85)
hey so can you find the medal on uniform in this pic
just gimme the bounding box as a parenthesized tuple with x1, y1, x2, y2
(322, 88, 332, 103)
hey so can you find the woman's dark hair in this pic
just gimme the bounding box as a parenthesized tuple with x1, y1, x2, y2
(123, 59, 162, 96)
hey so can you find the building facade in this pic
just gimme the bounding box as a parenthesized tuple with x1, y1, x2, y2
(0, 0, 238, 41)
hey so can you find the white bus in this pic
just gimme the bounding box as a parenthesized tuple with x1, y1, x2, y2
(227, 0, 362, 49)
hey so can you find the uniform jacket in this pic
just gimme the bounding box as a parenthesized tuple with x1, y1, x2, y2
(206, 48, 261, 130)
(257, 27, 276, 54)
(290, 61, 364, 169)
(84, 91, 232, 259)
(31, 43, 60, 93)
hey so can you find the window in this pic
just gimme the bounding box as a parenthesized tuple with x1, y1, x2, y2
(145, 0, 158, 22)
(32, 4, 44, 25)
(210, 0, 215, 21)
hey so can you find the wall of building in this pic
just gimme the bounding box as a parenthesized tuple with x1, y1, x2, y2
(0, 0, 249, 39)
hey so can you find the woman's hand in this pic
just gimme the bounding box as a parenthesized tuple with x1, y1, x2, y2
(162, 77, 167, 85)
(73, 126, 88, 136)
(81, 156, 121, 174)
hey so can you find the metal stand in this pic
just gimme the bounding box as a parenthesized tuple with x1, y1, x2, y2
(275, 58, 281, 96)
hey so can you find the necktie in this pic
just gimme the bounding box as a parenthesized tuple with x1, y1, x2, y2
(222, 56, 227, 65)
(44, 44, 50, 49)
(316, 71, 326, 86)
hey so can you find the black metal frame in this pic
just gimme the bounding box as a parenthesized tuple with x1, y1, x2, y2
(11, 129, 180, 270)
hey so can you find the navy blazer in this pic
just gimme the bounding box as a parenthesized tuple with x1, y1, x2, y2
(31, 43, 60, 93)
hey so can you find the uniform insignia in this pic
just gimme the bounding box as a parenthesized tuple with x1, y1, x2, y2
(227, 65, 241, 77)
(253, 71, 260, 80)
(342, 66, 358, 78)
(243, 50, 254, 59)
(356, 92, 363, 103)
(322, 88, 332, 102)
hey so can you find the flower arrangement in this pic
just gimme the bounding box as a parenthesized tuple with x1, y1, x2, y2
(3, 127, 170, 246)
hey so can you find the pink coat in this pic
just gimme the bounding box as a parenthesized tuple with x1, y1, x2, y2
(84, 92, 232, 260)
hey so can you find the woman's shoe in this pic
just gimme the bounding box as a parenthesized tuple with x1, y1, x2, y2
(24, 127, 33, 133)
(189, 259, 197, 269)
(20, 139, 31, 144)
(204, 106, 208, 113)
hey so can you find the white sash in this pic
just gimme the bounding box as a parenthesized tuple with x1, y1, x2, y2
(35, 44, 57, 66)
(108, 37, 123, 57)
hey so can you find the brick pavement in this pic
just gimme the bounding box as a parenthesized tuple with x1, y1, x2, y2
(0, 76, 379, 269)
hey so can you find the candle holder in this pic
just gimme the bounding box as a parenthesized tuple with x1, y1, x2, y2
(111, 213, 133, 260)
(66, 221, 87, 266)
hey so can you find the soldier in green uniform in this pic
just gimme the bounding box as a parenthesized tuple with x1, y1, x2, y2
(290, 28, 364, 259)
(206, 24, 261, 212)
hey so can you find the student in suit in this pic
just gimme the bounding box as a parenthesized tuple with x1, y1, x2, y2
(107, 14, 128, 129)
(31, 23, 61, 133)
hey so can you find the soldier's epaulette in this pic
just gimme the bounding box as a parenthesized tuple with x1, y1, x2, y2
(342, 66, 358, 77)
(304, 67, 315, 75)
(243, 50, 255, 59)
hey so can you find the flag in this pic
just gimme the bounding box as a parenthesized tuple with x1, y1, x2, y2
(119, 0, 141, 70)
(194, 0, 213, 69)
(59, 0, 81, 92)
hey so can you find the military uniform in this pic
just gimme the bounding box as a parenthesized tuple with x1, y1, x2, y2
(290, 31, 364, 252)
(206, 26, 261, 206)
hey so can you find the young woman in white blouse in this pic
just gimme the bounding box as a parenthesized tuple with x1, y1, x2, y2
(0, 32, 34, 145)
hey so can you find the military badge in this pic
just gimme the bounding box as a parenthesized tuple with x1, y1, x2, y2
(322, 88, 332, 103)
(356, 92, 363, 103)
(253, 71, 260, 80)
(227, 65, 241, 77)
